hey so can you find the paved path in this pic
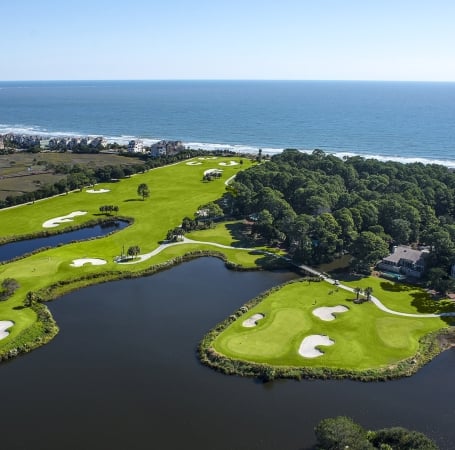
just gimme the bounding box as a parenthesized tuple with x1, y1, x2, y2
(117, 238, 455, 319)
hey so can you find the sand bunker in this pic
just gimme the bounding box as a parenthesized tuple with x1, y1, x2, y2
(204, 168, 223, 176)
(219, 161, 239, 166)
(86, 189, 110, 194)
(43, 211, 87, 228)
(298, 335, 334, 358)
(312, 305, 349, 321)
(186, 161, 202, 165)
(0, 321, 14, 340)
(70, 258, 107, 267)
(242, 313, 265, 328)
(198, 157, 218, 160)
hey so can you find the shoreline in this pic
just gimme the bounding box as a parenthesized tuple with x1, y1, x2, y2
(2, 128, 455, 168)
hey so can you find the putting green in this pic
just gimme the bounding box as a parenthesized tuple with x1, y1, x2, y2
(212, 280, 448, 370)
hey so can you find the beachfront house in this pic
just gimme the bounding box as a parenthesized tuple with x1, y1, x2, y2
(150, 140, 185, 157)
(128, 139, 144, 153)
(377, 245, 428, 278)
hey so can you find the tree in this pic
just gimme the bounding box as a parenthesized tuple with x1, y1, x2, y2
(195, 202, 223, 221)
(0, 278, 20, 301)
(99, 205, 119, 215)
(351, 231, 389, 274)
(427, 267, 455, 294)
(364, 286, 373, 301)
(354, 287, 362, 300)
(314, 416, 374, 450)
(127, 245, 141, 259)
(137, 183, 150, 201)
(369, 427, 438, 450)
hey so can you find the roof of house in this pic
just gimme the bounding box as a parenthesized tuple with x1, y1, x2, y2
(383, 246, 428, 265)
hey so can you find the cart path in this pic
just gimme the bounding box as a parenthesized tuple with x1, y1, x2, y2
(117, 237, 455, 319)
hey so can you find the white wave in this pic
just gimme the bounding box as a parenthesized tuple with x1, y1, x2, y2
(1, 124, 454, 168)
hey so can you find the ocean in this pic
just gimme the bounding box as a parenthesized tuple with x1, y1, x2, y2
(0, 80, 454, 167)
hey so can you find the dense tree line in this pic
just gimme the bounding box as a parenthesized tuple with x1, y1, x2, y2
(224, 149, 455, 281)
(314, 416, 438, 449)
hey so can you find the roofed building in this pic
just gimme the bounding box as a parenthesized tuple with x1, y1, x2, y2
(377, 245, 429, 278)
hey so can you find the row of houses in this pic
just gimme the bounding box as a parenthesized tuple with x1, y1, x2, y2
(0, 134, 41, 148)
(127, 139, 185, 157)
(0, 134, 108, 150)
(48, 136, 107, 150)
(1, 134, 187, 157)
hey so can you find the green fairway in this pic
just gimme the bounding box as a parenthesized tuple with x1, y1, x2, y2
(211, 279, 450, 372)
(1, 155, 454, 380)
(0, 156, 262, 357)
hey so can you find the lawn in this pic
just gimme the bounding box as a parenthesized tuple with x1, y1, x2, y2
(213, 280, 449, 371)
(343, 276, 455, 315)
(0, 156, 260, 351)
(1, 156, 453, 377)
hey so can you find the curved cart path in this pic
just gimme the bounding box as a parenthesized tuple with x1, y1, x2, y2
(116, 238, 455, 319)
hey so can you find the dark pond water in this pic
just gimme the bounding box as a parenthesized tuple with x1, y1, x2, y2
(0, 258, 453, 450)
(0, 220, 129, 262)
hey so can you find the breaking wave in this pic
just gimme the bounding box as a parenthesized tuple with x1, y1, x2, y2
(1, 123, 454, 168)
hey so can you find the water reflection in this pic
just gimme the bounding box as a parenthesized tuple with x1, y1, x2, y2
(0, 258, 452, 449)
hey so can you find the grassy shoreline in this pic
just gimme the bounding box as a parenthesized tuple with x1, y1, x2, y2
(1, 155, 454, 381)
(198, 279, 455, 381)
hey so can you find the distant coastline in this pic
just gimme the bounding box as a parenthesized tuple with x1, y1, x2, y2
(1, 80, 455, 167)
(2, 128, 455, 169)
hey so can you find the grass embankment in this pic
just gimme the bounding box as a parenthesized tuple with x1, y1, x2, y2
(0, 157, 266, 360)
(200, 278, 454, 380)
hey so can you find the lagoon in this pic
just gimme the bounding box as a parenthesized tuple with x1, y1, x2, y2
(0, 220, 128, 263)
(0, 258, 453, 449)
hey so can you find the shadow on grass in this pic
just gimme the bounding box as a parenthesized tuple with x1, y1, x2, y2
(335, 273, 365, 282)
(123, 198, 142, 202)
(225, 222, 259, 248)
(250, 252, 291, 269)
(410, 291, 455, 322)
(12, 305, 25, 310)
(379, 281, 413, 292)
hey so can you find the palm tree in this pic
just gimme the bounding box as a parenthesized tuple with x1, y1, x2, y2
(354, 287, 362, 301)
(127, 245, 140, 260)
(364, 286, 373, 301)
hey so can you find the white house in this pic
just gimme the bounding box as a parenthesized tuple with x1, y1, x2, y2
(128, 140, 144, 153)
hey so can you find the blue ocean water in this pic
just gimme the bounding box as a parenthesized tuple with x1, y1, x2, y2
(0, 80, 454, 167)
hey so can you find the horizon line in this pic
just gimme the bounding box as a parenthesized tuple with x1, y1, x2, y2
(1, 78, 455, 83)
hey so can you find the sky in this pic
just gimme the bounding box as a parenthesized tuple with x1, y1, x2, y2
(1, 0, 455, 81)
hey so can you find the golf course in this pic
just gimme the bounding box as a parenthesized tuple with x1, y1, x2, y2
(204, 278, 454, 379)
(0, 155, 454, 380)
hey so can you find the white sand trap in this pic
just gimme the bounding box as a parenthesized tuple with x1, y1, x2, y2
(186, 161, 202, 165)
(242, 313, 265, 328)
(86, 189, 110, 194)
(43, 211, 87, 228)
(204, 168, 223, 176)
(313, 305, 349, 321)
(219, 161, 239, 166)
(298, 335, 334, 358)
(70, 258, 107, 267)
(0, 321, 14, 340)
(198, 156, 218, 160)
